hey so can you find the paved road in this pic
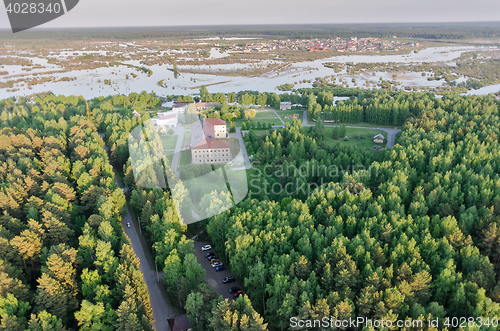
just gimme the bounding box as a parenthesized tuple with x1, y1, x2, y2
(192, 240, 244, 301)
(301, 110, 401, 149)
(121, 200, 175, 331)
(271, 108, 286, 126)
(234, 127, 251, 169)
(103, 137, 176, 331)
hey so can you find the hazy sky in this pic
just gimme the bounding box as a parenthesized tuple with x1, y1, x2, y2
(1, 0, 500, 30)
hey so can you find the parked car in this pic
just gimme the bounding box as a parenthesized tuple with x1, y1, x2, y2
(215, 266, 227, 272)
(229, 287, 241, 294)
(207, 255, 219, 261)
(210, 258, 220, 264)
(211, 262, 223, 268)
(204, 252, 215, 258)
(201, 245, 212, 251)
(126, 222, 131, 228)
(234, 291, 243, 298)
(222, 276, 235, 283)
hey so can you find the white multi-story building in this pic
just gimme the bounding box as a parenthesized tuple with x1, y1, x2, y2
(152, 112, 178, 127)
(190, 118, 230, 164)
(280, 101, 292, 110)
(191, 140, 231, 164)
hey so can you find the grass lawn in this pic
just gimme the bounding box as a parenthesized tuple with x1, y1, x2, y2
(279, 110, 304, 124)
(235, 118, 283, 127)
(179, 150, 192, 167)
(309, 120, 399, 129)
(181, 130, 191, 148)
(253, 110, 277, 120)
(224, 138, 241, 156)
(322, 127, 387, 150)
(160, 135, 178, 150)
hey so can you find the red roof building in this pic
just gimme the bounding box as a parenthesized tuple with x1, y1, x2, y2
(196, 102, 221, 109)
(190, 119, 230, 164)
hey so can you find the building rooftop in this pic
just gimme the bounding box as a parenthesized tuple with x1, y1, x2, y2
(159, 113, 177, 120)
(196, 102, 221, 108)
(190, 119, 226, 148)
(204, 118, 226, 126)
(192, 139, 230, 150)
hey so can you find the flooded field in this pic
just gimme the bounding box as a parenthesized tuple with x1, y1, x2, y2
(0, 45, 498, 99)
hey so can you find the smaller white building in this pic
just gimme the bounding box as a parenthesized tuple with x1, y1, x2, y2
(153, 113, 178, 128)
(172, 103, 190, 113)
(373, 133, 385, 143)
(280, 101, 292, 110)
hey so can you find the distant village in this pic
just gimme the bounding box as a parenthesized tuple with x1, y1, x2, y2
(192, 37, 421, 54)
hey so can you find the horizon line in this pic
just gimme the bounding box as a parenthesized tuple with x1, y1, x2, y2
(1, 20, 500, 32)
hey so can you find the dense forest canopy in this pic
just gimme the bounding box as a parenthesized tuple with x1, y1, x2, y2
(122, 90, 500, 330)
(0, 94, 154, 330)
(1, 88, 500, 330)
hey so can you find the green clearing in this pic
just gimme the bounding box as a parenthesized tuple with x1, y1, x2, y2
(322, 127, 387, 150)
(179, 150, 192, 167)
(181, 130, 192, 147)
(309, 120, 399, 129)
(160, 135, 178, 150)
(253, 110, 277, 119)
(235, 118, 283, 127)
(224, 138, 241, 156)
(278, 110, 304, 124)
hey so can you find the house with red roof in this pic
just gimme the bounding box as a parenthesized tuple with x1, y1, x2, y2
(190, 119, 230, 164)
(196, 102, 221, 110)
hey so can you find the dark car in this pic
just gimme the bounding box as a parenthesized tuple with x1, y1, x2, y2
(222, 276, 235, 283)
(215, 266, 227, 272)
(204, 252, 215, 258)
(229, 287, 241, 294)
(208, 255, 219, 261)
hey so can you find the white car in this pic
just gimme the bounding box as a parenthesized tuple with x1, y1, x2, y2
(126, 222, 131, 228)
(211, 262, 223, 268)
(201, 245, 212, 251)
